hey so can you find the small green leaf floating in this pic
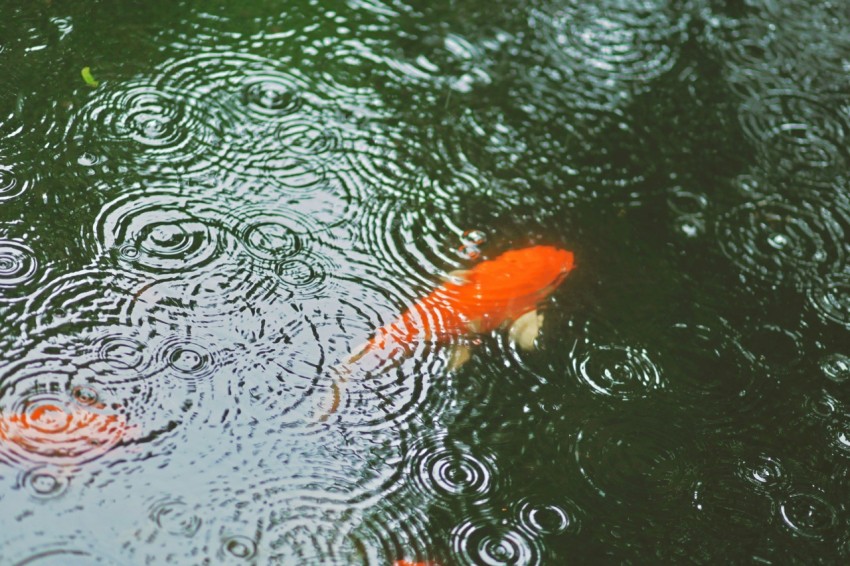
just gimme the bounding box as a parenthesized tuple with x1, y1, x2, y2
(81, 66, 99, 87)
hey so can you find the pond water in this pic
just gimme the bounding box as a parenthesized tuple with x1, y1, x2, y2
(1, 0, 850, 563)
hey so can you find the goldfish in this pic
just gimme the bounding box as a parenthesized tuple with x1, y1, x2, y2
(323, 245, 575, 417)
(0, 402, 132, 464)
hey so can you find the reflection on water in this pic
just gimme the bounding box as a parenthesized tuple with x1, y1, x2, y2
(1, 0, 850, 563)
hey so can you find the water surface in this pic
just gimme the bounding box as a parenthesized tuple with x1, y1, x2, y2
(1, 0, 850, 563)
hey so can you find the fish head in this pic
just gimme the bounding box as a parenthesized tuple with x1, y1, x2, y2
(471, 245, 574, 300)
(452, 245, 575, 330)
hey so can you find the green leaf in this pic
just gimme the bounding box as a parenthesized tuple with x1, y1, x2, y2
(81, 66, 99, 87)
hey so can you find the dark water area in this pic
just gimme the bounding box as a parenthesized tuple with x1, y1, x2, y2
(1, 0, 850, 563)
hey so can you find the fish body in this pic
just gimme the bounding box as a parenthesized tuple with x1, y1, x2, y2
(351, 245, 574, 362)
(325, 246, 575, 416)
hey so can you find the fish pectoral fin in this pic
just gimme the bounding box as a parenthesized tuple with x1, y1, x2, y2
(508, 309, 544, 351)
(447, 343, 472, 371)
(443, 269, 471, 285)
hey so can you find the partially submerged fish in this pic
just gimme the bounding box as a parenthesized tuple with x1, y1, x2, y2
(0, 403, 132, 464)
(324, 245, 575, 417)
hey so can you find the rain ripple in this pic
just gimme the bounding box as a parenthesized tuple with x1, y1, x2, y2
(0, 362, 132, 467)
(538, 0, 684, 101)
(739, 91, 850, 186)
(225, 202, 340, 301)
(819, 353, 850, 384)
(573, 412, 683, 504)
(778, 489, 838, 540)
(3, 325, 220, 459)
(154, 52, 352, 190)
(405, 433, 498, 509)
(263, 499, 350, 564)
(0, 239, 40, 302)
(513, 496, 582, 537)
(66, 79, 234, 174)
(450, 519, 541, 566)
(715, 198, 847, 288)
(350, 199, 468, 291)
(0, 164, 29, 202)
(93, 191, 233, 277)
(658, 323, 760, 423)
(300, 276, 450, 429)
(808, 271, 850, 330)
(569, 338, 664, 400)
(736, 454, 786, 495)
(126, 263, 278, 340)
(17, 464, 71, 499)
(219, 319, 325, 426)
(148, 496, 203, 538)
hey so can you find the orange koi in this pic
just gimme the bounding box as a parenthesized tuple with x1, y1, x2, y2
(325, 245, 575, 416)
(393, 561, 439, 566)
(0, 403, 132, 464)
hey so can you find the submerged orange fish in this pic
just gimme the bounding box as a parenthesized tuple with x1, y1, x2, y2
(0, 403, 132, 464)
(324, 245, 575, 416)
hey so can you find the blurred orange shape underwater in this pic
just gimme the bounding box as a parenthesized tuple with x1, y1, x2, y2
(0, 403, 132, 463)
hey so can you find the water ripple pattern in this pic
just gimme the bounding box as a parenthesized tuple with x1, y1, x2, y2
(405, 432, 498, 509)
(0, 330, 202, 462)
(66, 79, 234, 174)
(658, 322, 761, 422)
(715, 198, 847, 288)
(0, 357, 132, 467)
(777, 488, 838, 540)
(450, 519, 542, 566)
(573, 412, 683, 504)
(808, 271, 850, 329)
(21, 268, 143, 338)
(153, 52, 365, 190)
(295, 271, 453, 429)
(351, 200, 468, 292)
(0, 239, 40, 302)
(514, 497, 580, 537)
(352, 501, 435, 565)
(219, 318, 325, 426)
(225, 200, 342, 294)
(4, 0, 850, 563)
(739, 91, 850, 186)
(0, 164, 29, 202)
(819, 353, 850, 384)
(569, 337, 664, 399)
(125, 260, 279, 339)
(536, 0, 684, 102)
(147, 496, 203, 538)
(736, 454, 786, 495)
(93, 190, 233, 277)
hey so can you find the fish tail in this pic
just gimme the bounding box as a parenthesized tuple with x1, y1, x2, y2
(317, 363, 352, 422)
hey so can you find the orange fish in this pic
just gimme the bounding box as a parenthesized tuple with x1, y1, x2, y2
(393, 561, 438, 566)
(0, 403, 132, 464)
(324, 245, 575, 416)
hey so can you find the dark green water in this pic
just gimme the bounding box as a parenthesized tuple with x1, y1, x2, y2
(1, 0, 850, 563)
